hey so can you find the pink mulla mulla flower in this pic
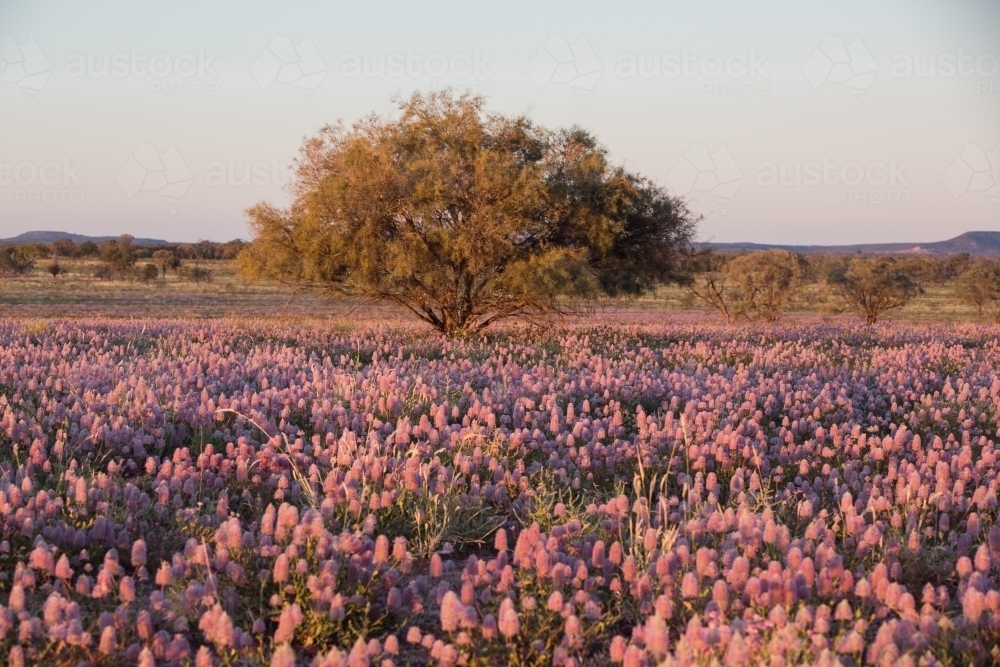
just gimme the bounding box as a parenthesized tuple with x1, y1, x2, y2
(494, 529, 508, 552)
(261, 504, 277, 536)
(481, 613, 498, 640)
(98, 625, 116, 655)
(137, 610, 153, 640)
(609, 636, 627, 663)
(591, 540, 606, 568)
(608, 541, 623, 566)
(835, 630, 865, 654)
(680, 572, 699, 599)
(430, 553, 444, 578)
(54, 555, 73, 580)
(347, 637, 368, 667)
(273, 554, 290, 583)
(646, 615, 668, 660)
(155, 562, 172, 588)
(392, 536, 408, 562)
(461, 582, 476, 606)
(547, 591, 564, 612)
(963, 587, 986, 624)
(712, 579, 728, 612)
(384, 634, 399, 655)
(724, 630, 750, 666)
(622, 556, 636, 583)
(974, 545, 991, 573)
(622, 644, 647, 667)
(273, 603, 303, 644)
(498, 597, 520, 639)
(956, 556, 973, 578)
(270, 643, 296, 667)
(440, 591, 463, 633)
(373, 535, 390, 564)
(834, 599, 853, 621)
(119, 576, 136, 604)
(194, 646, 214, 667)
(406, 626, 423, 644)
(131, 539, 148, 568)
(138, 647, 156, 667)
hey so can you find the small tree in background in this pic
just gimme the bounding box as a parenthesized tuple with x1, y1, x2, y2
(955, 263, 1000, 322)
(152, 249, 175, 278)
(0, 246, 38, 276)
(828, 257, 919, 324)
(51, 238, 75, 259)
(77, 240, 99, 257)
(723, 249, 802, 323)
(239, 90, 697, 335)
(47, 262, 63, 279)
(100, 238, 136, 280)
(139, 263, 160, 283)
(683, 252, 740, 325)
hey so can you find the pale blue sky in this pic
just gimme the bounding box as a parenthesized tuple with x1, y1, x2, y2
(1, 0, 998, 243)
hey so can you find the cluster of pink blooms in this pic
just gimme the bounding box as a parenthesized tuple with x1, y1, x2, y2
(0, 318, 999, 665)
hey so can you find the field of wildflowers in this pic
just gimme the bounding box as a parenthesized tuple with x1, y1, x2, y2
(1, 317, 999, 666)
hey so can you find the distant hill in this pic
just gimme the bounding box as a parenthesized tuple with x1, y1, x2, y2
(705, 231, 1000, 257)
(0, 231, 170, 245)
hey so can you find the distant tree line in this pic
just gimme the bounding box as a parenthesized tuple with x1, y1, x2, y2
(0, 235, 245, 284)
(684, 250, 995, 324)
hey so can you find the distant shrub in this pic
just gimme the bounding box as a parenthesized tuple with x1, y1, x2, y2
(182, 266, 213, 283)
(93, 264, 112, 281)
(0, 246, 37, 276)
(828, 257, 920, 324)
(46, 262, 63, 279)
(139, 263, 160, 283)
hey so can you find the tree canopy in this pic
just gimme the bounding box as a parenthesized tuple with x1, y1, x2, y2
(239, 90, 697, 334)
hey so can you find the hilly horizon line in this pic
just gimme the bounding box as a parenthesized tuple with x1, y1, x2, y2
(3, 229, 1000, 256)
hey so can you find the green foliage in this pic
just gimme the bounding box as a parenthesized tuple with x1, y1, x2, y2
(828, 257, 920, 324)
(239, 89, 697, 335)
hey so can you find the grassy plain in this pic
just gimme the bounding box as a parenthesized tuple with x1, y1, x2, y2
(0, 257, 985, 324)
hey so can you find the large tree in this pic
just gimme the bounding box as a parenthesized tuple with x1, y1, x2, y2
(239, 91, 697, 334)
